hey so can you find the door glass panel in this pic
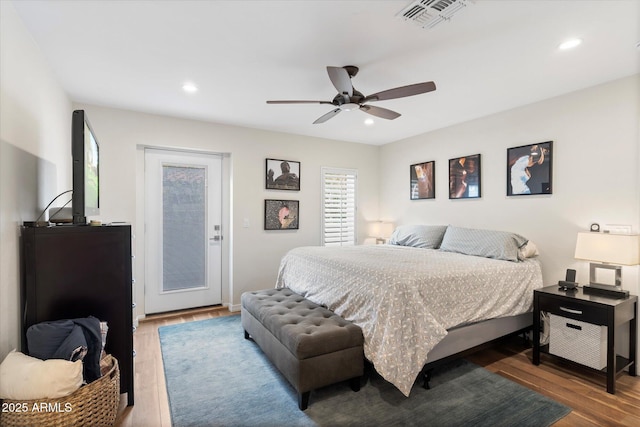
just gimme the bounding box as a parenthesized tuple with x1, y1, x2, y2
(162, 165, 206, 291)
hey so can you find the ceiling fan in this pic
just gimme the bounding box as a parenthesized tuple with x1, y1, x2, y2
(266, 65, 436, 124)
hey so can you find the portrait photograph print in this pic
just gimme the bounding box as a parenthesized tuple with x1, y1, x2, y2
(449, 154, 481, 199)
(266, 158, 300, 191)
(410, 161, 435, 200)
(264, 199, 299, 230)
(507, 141, 553, 196)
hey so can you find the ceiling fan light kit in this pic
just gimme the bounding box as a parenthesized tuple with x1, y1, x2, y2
(339, 103, 360, 112)
(397, 0, 475, 30)
(267, 65, 436, 124)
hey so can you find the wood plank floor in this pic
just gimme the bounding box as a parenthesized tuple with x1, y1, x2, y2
(114, 307, 640, 427)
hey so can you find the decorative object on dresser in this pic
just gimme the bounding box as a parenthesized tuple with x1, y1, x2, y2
(506, 141, 552, 196)
(533, 285, 637, 394)
(574, 231, 640, 298)
(21, 224, 134, 406)
(448, 154, 481, 199)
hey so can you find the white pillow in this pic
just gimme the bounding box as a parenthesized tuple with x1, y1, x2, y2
(518, 240, 539, 260)
(0, 350, 83, 400)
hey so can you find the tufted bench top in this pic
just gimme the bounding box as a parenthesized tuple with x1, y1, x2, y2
(241, 288, 363, 360)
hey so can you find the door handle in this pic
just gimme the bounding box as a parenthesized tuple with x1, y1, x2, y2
(210, 225, 222, 241)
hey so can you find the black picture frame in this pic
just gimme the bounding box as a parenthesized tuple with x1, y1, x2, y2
(449, 154, 481, 199)
(266, 158, 300, 191)
(410, 161, 435, 200)
(264, 199, 299, 230)
(506, 141, 553, 196)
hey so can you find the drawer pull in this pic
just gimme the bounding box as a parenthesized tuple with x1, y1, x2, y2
(566, 323, 582, 331)
(559, 306, 582, 315)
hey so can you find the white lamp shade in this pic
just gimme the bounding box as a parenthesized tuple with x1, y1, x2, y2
(369, 221, 394, 238)
(574, 232, 640, 265)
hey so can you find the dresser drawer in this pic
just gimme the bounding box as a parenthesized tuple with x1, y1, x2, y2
(538, 294, 608, 325)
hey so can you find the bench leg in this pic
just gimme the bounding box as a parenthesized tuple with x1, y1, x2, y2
(298, 391, 310, 411)
(349, 376, 361, 392)
(244, 330, 250, 340)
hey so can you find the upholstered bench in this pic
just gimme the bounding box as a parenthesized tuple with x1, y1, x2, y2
(241, 288, 364, 410)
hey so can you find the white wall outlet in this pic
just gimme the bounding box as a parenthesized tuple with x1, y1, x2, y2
(243, 218, 250, 228)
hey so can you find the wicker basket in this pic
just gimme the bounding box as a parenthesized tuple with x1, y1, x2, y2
(0, 354, 120, 427)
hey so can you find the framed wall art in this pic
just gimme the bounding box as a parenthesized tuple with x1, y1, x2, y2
(264, 199, 299, 230)
(410, 161, 435, 200)
(449, 154, 481, 199)
(266, 158, 300, 191)
(507, 141, 553, 196)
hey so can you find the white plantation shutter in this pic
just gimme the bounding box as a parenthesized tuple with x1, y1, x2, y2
(322, 167, 357, 246)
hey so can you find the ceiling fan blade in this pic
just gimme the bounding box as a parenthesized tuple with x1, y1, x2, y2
(360, 105, 401, 120)
(313, 108, 341, 124)
(267, 100, 334, 105)
(364, 81, 436, 103)
(327, 66, 353, 96)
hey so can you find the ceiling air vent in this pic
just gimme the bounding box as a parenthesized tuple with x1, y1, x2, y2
(397, 0, 474, 30)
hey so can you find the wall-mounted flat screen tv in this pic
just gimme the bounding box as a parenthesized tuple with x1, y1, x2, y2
(72, 110, 100, 224)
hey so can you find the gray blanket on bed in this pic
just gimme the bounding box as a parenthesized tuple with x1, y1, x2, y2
(276, 245, 543, 396)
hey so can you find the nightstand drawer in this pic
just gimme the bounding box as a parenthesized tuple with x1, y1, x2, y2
(538, 294, 608, 325)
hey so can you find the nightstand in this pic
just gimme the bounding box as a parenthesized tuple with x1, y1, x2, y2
(532, 285, 637, 394)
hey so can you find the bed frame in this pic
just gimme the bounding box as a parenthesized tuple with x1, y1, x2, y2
(420, 312, 532, 388)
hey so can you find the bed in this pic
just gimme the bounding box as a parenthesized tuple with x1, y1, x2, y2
(275, 225, 543, 397)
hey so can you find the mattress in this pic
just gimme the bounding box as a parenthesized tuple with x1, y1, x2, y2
(275, 244, 543, 396)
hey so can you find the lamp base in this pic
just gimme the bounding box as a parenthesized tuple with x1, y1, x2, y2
(583, 285, 629, 299)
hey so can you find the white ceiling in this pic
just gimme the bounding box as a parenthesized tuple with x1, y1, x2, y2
(12, 0, 640, 145)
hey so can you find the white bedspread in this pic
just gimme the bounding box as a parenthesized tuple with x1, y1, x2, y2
(275, 245, 543, 396)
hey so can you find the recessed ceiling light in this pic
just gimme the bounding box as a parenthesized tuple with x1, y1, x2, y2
(182, 82, 198, 93)
(559, 38, 582, 50)
(364, 118, 375, 126)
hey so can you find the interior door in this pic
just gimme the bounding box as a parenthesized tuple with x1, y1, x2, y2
(145, 149, 222, 314)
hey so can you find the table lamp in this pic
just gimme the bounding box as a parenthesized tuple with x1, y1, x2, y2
(574, 231, 639, 298)
(369, 221, 394, 244)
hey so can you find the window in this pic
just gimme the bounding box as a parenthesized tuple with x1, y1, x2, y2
(321, 167, 357, 246)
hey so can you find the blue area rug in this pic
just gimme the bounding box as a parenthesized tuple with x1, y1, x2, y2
(159, 315, 570, 427)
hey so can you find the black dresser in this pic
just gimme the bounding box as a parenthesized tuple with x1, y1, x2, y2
(21, 224, 134, 406)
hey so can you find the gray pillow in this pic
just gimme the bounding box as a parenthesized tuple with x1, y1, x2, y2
(388, 225, 448, 249)
(439, 226, 528, 262)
